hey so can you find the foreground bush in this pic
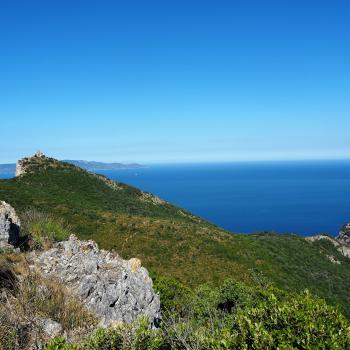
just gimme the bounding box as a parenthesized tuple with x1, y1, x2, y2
(46, 318, 163, 350)
(45, 279, 350, 350)
(233, 289, 350, 349)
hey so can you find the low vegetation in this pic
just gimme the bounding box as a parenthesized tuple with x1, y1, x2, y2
(0, 253, 96, 350)
(20, 209, 71, 250)
(46, 277, 350, 349)
(1, 164, 350, 348)
(1, 157, 350, 318)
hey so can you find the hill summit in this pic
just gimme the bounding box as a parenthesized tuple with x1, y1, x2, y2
(15, 150, 47, 176)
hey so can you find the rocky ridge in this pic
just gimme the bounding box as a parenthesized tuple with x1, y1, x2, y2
(0, 200, 160, 329)
(29, 235, 161, 327)
(306, 226, 350, 261)
(15, 152, 171, 209)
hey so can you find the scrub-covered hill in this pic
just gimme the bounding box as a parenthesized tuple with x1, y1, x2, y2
(1, 153, 350, 316)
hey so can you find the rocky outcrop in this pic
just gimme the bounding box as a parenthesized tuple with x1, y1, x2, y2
(336, 224, 350, 245)
(306, 233, 350, 260)
(0, 201, 20, 249)
(16, 150, 46, 177)
(29, 235, 160, 327)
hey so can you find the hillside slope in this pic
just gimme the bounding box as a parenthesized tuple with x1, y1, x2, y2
(1, 154, 350, 316)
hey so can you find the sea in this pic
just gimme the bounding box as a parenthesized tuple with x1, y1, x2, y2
(2, 160, 350, 236)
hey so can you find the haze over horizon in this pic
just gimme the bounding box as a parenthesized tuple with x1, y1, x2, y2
(1, 1, 349, 163)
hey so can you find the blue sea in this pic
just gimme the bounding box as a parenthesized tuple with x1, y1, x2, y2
(2, 160, 350, 236)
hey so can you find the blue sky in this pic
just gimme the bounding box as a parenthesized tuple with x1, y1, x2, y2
(0, 0, 349, 163)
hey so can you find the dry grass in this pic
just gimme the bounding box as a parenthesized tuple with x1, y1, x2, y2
(0, 254, 96, 349)
(20, 209, 72, 250)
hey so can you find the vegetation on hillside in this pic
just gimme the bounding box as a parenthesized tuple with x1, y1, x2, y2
(1, 156, 350, 318)
(46, 277, 350, 349)
(3, 249, 348, 350)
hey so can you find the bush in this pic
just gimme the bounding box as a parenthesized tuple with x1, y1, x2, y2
(46, 317, 164, 350)
(233, 289, 350, 349)
(153, 276, 193, 315)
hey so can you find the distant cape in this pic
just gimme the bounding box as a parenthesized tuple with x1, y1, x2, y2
(0, 160, 143, 175)
(64, 160, 143, 171)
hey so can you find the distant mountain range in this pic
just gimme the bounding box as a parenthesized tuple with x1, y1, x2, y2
(0, 160, 142, 175)
(64, 160, 143, 171)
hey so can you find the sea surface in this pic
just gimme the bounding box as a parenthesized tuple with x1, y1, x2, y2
(2, 160, 350, 236)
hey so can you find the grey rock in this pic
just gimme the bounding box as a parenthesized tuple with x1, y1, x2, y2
(30, 235, 160, 327)
(306, 234, 350, 259)
(40, 318, 63, 337)
(0, 201, 20, 249)
(336, 224, 350, 245)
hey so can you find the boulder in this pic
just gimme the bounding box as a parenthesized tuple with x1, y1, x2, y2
(0, 201, 21, 249)
(30, 235, 161, 327)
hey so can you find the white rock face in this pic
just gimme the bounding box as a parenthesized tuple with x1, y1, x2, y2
(0, 201, 21, 249)
(15, 160, 25, 177)
(30, 235, 161, 327)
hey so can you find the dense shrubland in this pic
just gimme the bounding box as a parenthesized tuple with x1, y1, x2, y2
(1, 158, 350, 349)
(1, 158, 350, 318)
(0, 209, 349, 349)
(45, 276, 350, 349)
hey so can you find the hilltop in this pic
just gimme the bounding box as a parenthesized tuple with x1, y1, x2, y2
(1, 152, 350, 317)
(0, 156, 142, 176)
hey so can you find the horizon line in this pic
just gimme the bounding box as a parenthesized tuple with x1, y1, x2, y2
(2, 156, 350, 166)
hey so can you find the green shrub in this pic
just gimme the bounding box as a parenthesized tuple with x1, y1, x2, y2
(46, 317, 164, 350)
(153, 276, 193, 315)
(45, 336, 76, 350)
(44, 284, 350, 350)
(216, 279, 254, 313)
(233, 289, 350, 349)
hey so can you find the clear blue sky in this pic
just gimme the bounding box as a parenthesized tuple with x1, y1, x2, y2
(1, 0, 349, 163)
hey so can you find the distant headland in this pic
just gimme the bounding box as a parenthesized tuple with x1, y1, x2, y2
(0, 151, 143, 175)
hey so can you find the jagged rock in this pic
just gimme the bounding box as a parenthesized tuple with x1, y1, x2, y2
(0, 201, 21, 249)
(29, 235, 160, 327)
(336, 224, 350, 245)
